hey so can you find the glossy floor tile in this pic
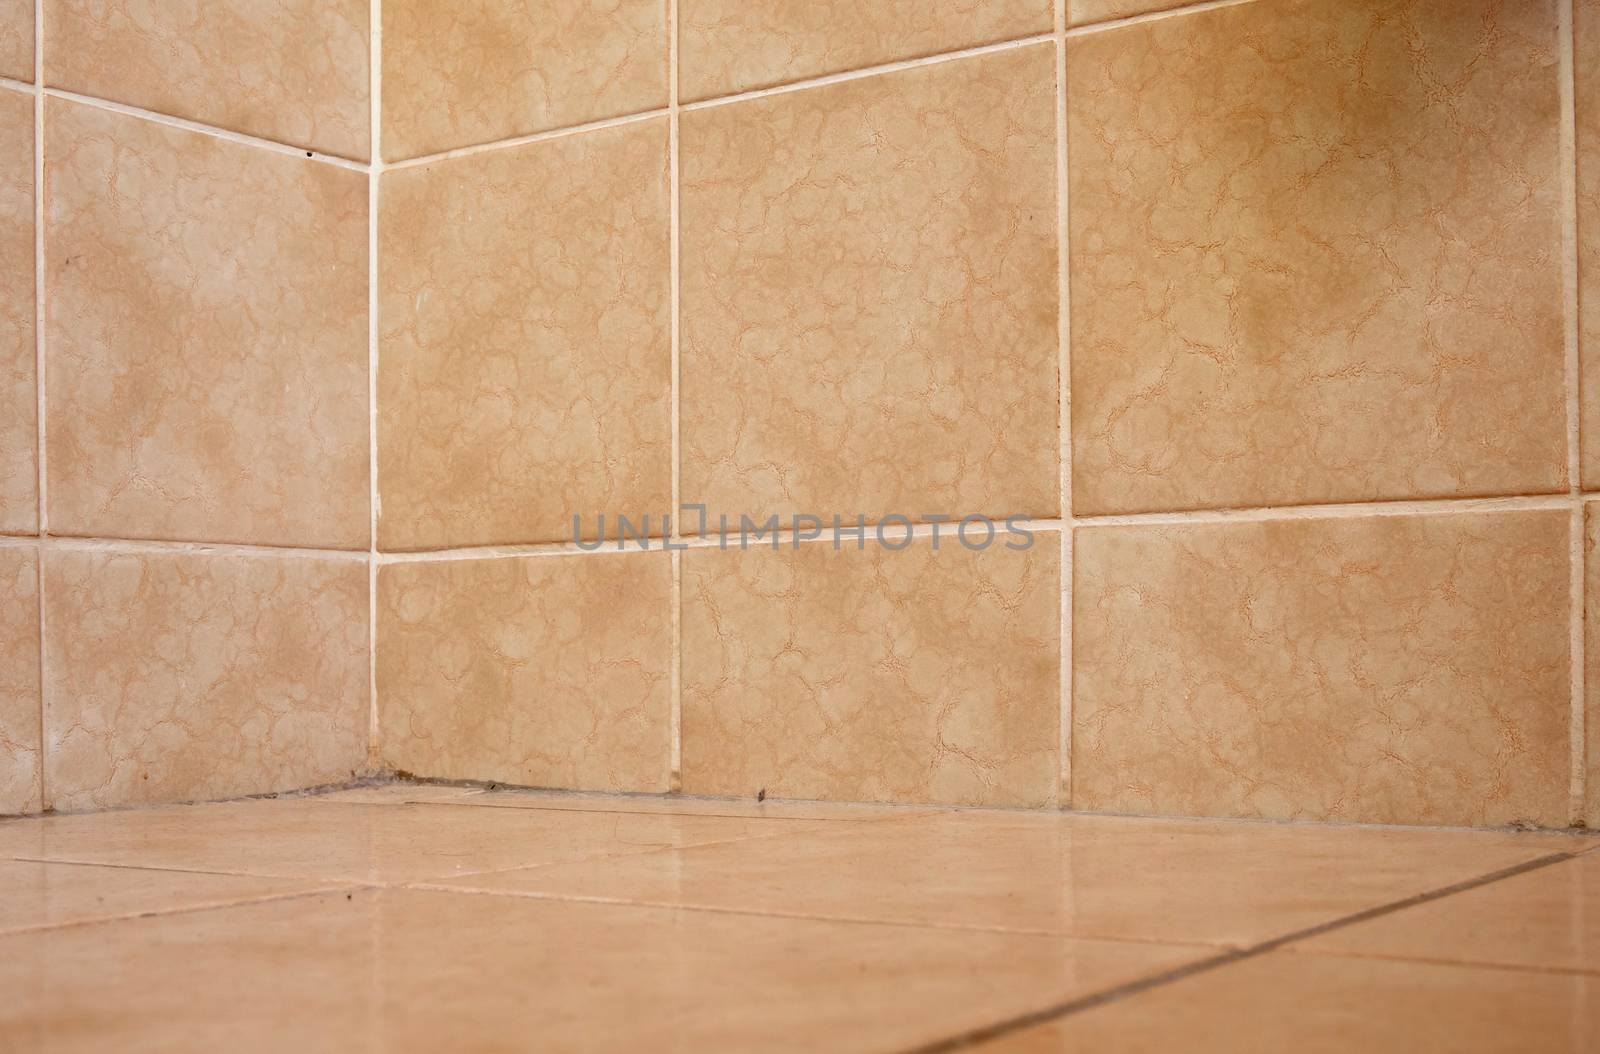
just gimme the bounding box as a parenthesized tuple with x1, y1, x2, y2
(438, 808, 1589, 947)
(981, 951, 1600, 1052)
(0, 887, 1200, 1054)
(0, 858, 339, 936)
(0, 797, 847, 883)
(1300, 850, 1600, 974)
(5, 787, 1595, 1051)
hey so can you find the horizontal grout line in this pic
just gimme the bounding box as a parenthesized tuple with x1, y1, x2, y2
(0, 0, 1258, 178)
(681, 34, 1054, 113)
(0, 534, 369, 562)
(0, 882, 367, 939)
(1279, 943, 1600, 981)
(901, 850, 1580, 1053)
(385, 108, 670, 170)
(1064, 0, 1260, 36)
(41, 87, 369, 170)
(1072, 494, 1579, 528)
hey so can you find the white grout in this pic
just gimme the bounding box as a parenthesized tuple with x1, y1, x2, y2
(668, 0, 684, 793)
(1559, 0, 1586, 826)
(680, 34, 1055, 113)
(33, 0, 46, 813)
(1054, 0, 1073, 811)
(383, 106, 670, 172)
(1064, 0, 1260, 36)
(0, 534, 369, 562)
(368, 0, 384, 776)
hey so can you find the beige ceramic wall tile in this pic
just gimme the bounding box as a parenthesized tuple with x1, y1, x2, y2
(0, 91, 34, 535)
(0, 1, 30, 81)
(1069, 0, 1567, 514)
(678, 0, 1051, 101)
(43, 549, 368, 811)
(45, 101, 369, 549)
(0, 547, 40, 815)
(1581, 0, 1600, 487)
(680, 46, 1059, 530)
(381, 0, 667, 161)
(378, 553, 672, 792)
(1067, 0, 1192, 25)
(45, 0, 369, 159)
(1587, 502, 1600, 827)
(682, 536, 1059, 807)
(379, 122, 669, 550)
(1073, 510, 1571, 827)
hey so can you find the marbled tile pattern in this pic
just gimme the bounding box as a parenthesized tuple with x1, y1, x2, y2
(379, 121, 670, 550)
(1073, 510, 1571, 827)
(377, 554, 672, 792)
(0, 91, 34, 535)
(680, 46, 1059, 530)
(682, 537, 1059, 807)
(43, 550, 368, 811)
(46, 0, 370, 159)
(1067, 0, 1192, 25)
(0, 0, 30, 81)
(45, 101, 369, 550)
(1587, 503, 1600, 828)
(1580, 0, 1600, 487)
(381, 0, 666, 161)
(0, 547, 40, 815)
(1068, 0, 1566, 514)
(678, 0, 1051, 101)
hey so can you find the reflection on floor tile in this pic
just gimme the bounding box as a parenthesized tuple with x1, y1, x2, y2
(0, 858, 338, 935)
(0, 887, 1201, 1053)
(436, 808, 1588, 946)
(0, 798, 844, 883)
(981, 951, 1600, 1053)
(4, 787, 1595, 1051)
(1299, 852, 1600, 974)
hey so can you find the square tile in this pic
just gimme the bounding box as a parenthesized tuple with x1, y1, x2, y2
(1068, 0, 1566, 513)
(0, 887, 1203, 1052)
(0, 546, 39, 815)
(681, 535, 1060, 807)
(1581, 0, 1600, 486)
(378, 121, 670, 550)
(0, 858, 341, 935)
(986, 951, 1600, 1052)
(0, 798, 844, 882)
(680, 45, 1059, 529)
(1073, 510, 1571, 827)
(45, 0, 370, 159)
(377, 553, 672, 792)
(0, 90, 34, 534)
(381, 0, 667, 161)
(43, 549, 369, 811)
(0, 1, 30, 81)
(679, 0, 1051, 101)
(1300, 852, 1600, 974)
(44, 101, 369, 549)
(441, 808, 1584, 947)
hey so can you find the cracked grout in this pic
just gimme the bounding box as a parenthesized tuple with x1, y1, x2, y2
(895, 849, 1584, 1053)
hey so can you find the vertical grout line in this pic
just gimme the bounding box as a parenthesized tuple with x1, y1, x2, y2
(1054, 0, 1073, 811)
(1560, 0, 1585, 826)
(367, 0, 383, 774)
(667, 0, 683, 792)
(34, 0, 47, 812)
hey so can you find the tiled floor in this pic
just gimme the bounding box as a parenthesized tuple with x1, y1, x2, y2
(2, 785, 1597, 1052)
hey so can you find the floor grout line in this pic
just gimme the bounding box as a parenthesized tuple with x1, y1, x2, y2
(1064, 0, 1260, 35)
(383, 106, 670, 171)
(32, 0, 45, 815)
(897, 850, 1583, 1053)
(1559, 0, 1587, 829)
(0, 884, 371, 941)
(1278, 943, 1600, 981)
(367, 0, 383, 775)
(0, 534, 369, 561)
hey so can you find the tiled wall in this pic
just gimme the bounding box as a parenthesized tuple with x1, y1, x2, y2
(1, 0, 1596, 830)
